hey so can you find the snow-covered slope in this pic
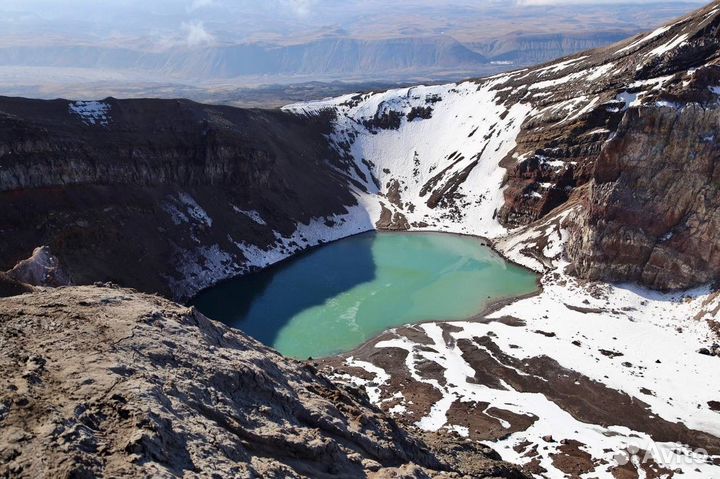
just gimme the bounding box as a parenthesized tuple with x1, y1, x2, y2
(286, 81, 530, 238)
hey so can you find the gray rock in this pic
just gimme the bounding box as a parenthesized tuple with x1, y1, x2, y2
(0, 286, 528, 479)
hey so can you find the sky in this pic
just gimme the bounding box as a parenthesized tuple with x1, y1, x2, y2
(0, 0, 706, 19)
(0, 0, 707, 48)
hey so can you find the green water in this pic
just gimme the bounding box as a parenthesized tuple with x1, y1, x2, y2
(192, 232, 538, 359)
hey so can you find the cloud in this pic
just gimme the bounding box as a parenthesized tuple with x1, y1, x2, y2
(188, 0, 214, 12)
(182, 21, 215, 47)
(282, 0, 317, 17)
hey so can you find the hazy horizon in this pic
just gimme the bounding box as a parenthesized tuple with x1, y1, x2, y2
(0, 0, 706, 47)
(0, 0, 708, 105)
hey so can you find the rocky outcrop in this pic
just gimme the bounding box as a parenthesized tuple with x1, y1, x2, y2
(5, 246, 70, 288)
(0, 285, 528, 478)
(566, 105, 720, 289)
(0, 272, 33, 298)
(498, 1, 720, 290)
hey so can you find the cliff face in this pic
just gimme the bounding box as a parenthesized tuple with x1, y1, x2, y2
(470, 31, 632, 65)
(567, 105, 720, 289)
(0, 98, 361, 300)
(0, 286, 528, 479)
(499, 2, 720, 290)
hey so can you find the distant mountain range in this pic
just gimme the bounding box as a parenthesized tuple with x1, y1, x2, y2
(0, 36, 485, 79)
(0, 31, 644, 80)
(0, 1, 705, 102)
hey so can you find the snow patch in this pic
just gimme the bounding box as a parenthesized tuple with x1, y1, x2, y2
(616, 26, 672, 54)
(343, 356, 391, 403)
(285, 80, 531, 238)
(68, 101, 111, 126)
(647, 33, 689, 57)
(162, 193, 212, 228)
(233, 202, 376, 271)
(168, 244, 240, 300)
(232, 206, 267, 225)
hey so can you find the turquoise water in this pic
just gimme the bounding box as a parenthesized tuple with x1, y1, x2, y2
(192, 232, 538, 359)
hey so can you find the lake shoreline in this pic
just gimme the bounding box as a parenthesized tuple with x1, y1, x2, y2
(192, 229, 542, 359)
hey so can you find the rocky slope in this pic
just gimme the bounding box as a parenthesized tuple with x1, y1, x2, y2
(0, 97, 363, 300)
(0, 285, 529, 478)
(324, 256, 720, 477)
